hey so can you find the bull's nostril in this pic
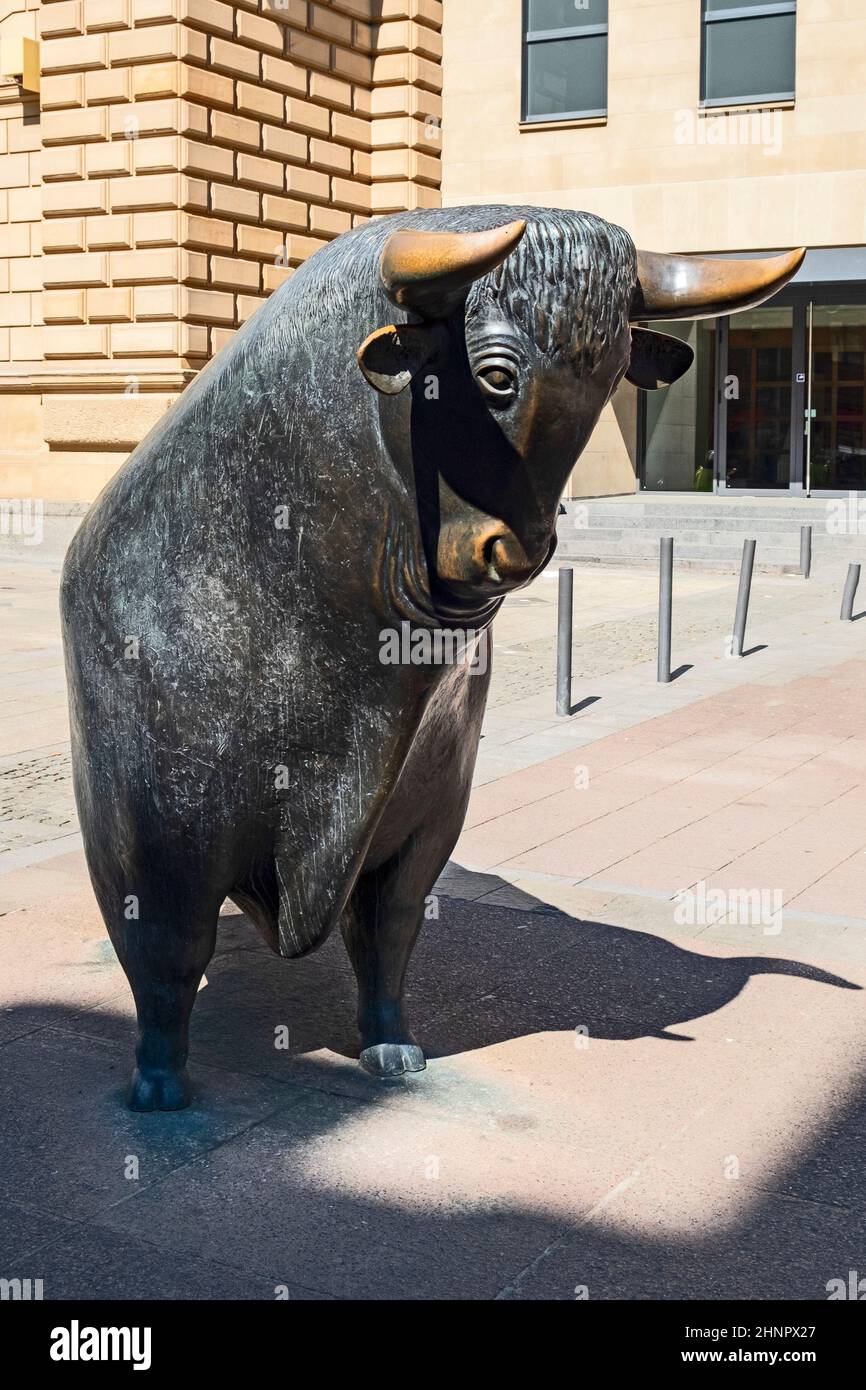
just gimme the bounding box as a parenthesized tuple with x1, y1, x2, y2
(478, 531, 543, 585)
(482, 533, 505, 582)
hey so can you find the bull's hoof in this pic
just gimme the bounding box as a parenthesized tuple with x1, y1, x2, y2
(359, 1043, 426, 1079)
(127, 1066, 192, 1112)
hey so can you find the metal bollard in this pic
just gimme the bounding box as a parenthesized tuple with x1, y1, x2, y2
(841, 563, 861, 621)
(731, 539, 756, 657)
(657, 537, 673, 683)
(556, 566, 574, 716)
(800, 524, 812, 579)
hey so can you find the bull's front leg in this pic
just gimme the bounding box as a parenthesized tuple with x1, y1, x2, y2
(343, 657, 489, 1077)
(341, 837, 435, 1078)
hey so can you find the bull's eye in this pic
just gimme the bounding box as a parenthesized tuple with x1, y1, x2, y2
(476, 359, 518, 404)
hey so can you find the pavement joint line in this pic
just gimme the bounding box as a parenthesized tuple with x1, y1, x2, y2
(493, 1235, 571, 1300)
(780, 813, 866, 896)
(86, 1066, 560, 1286)
(36, 1020, 330, 1097)
(470, 715, 866, 889)
(0, 831, 83, 875)
(495, 1096, 722, 1299)
(469, 714, 836, 833)
(113, 1120, 298, 1212)
(561, 878, 680, 902)
(445, 868, 866, 931)
(0, 1023, 53, 1052)
(481, 650, 866, 775)
(7, 1215, 93, 1268)
(593, 742, 866, 894)
(63, 1087, 319, 1227)
(493, 776, 770, 882)
(781, 908, 866, 931)
(0, 740, 69, 758)
(748, 1185, 863, 1215)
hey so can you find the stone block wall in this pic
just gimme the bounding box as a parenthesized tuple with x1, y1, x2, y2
(0, 0, 43, 487)
(0, 0, 443, 501)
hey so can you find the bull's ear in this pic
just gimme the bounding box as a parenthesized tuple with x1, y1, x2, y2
(357, 323, 439, 395)
(626, 327, 695, 391)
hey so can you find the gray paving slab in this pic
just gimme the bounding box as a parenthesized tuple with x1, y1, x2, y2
(95, 1087, 573, 1301)
(0, 1026, 307, 1220)
(497, 1189, 866, 1300)
(30, 1225, 323, 1302)
(0, 1198, 78, 1265)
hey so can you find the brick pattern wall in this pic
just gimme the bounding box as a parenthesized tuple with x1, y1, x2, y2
(0, 0, 41, 370)
(0, 0, 443, 498)
(38, 0, 443, 366)
(369, 1, 442, 216)
(40, 0, 204, 370)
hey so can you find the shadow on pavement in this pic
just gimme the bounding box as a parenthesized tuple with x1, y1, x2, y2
(0, 880, 863, 1300)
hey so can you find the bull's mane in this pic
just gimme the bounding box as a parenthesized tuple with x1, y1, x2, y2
(259, 205, 637, 376)
(469, 208, 636, 374)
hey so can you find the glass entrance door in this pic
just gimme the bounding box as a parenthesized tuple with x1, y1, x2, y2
(806, 304, 866, 491)
(637, 290, 866, 495)
(724, 306, 793, 489)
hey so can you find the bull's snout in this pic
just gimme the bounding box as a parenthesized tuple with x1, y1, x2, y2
(480, 528, 544, 586)
(436, 519, 552, 602)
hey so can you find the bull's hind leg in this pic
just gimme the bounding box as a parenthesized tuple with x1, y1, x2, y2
(92, 869, 220, 1111)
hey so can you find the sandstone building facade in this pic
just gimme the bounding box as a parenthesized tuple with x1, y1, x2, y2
(443, 1, 866, 499)
(0, 0, 442, 501)
(2, 1, 865, 505)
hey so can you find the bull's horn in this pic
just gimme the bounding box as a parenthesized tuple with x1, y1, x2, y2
(631, 247, 806, 322)
(380, 220, 527, 320)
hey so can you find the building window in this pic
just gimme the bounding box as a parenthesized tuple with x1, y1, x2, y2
(701, 2, 797, 107)
(522, 1, 609, 123)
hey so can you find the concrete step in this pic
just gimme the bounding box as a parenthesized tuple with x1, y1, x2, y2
(561, 542, 800, 564)
(555, 553, 803, 575)
(560, 527, 866, 550)
(565, 504, 838, 518)
(560, 525, 801, 543)
(564, 515, 839, 532)
(569, 511, 839, 525)
(557, 498, 866, 572)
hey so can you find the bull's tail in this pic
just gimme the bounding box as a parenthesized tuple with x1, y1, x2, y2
(749, 956, 861, 991)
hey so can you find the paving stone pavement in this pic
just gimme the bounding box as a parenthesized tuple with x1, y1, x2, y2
(2, 550, 866, 1300)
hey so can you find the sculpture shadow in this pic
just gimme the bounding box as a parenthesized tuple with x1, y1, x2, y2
(1, 876, 863, 1300)
(185, 872, 859, 1071)
(20, 874, 854, 1082)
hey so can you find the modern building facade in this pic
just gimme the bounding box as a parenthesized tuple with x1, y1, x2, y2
(1, 1, 863, 505)
(443, 0, 866, 498)
(0, 0, 442, 502)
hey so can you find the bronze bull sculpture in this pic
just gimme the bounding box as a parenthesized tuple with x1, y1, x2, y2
(60, 206, 804, 1109)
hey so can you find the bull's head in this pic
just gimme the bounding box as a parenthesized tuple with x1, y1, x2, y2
(356, 215, 804, 614)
